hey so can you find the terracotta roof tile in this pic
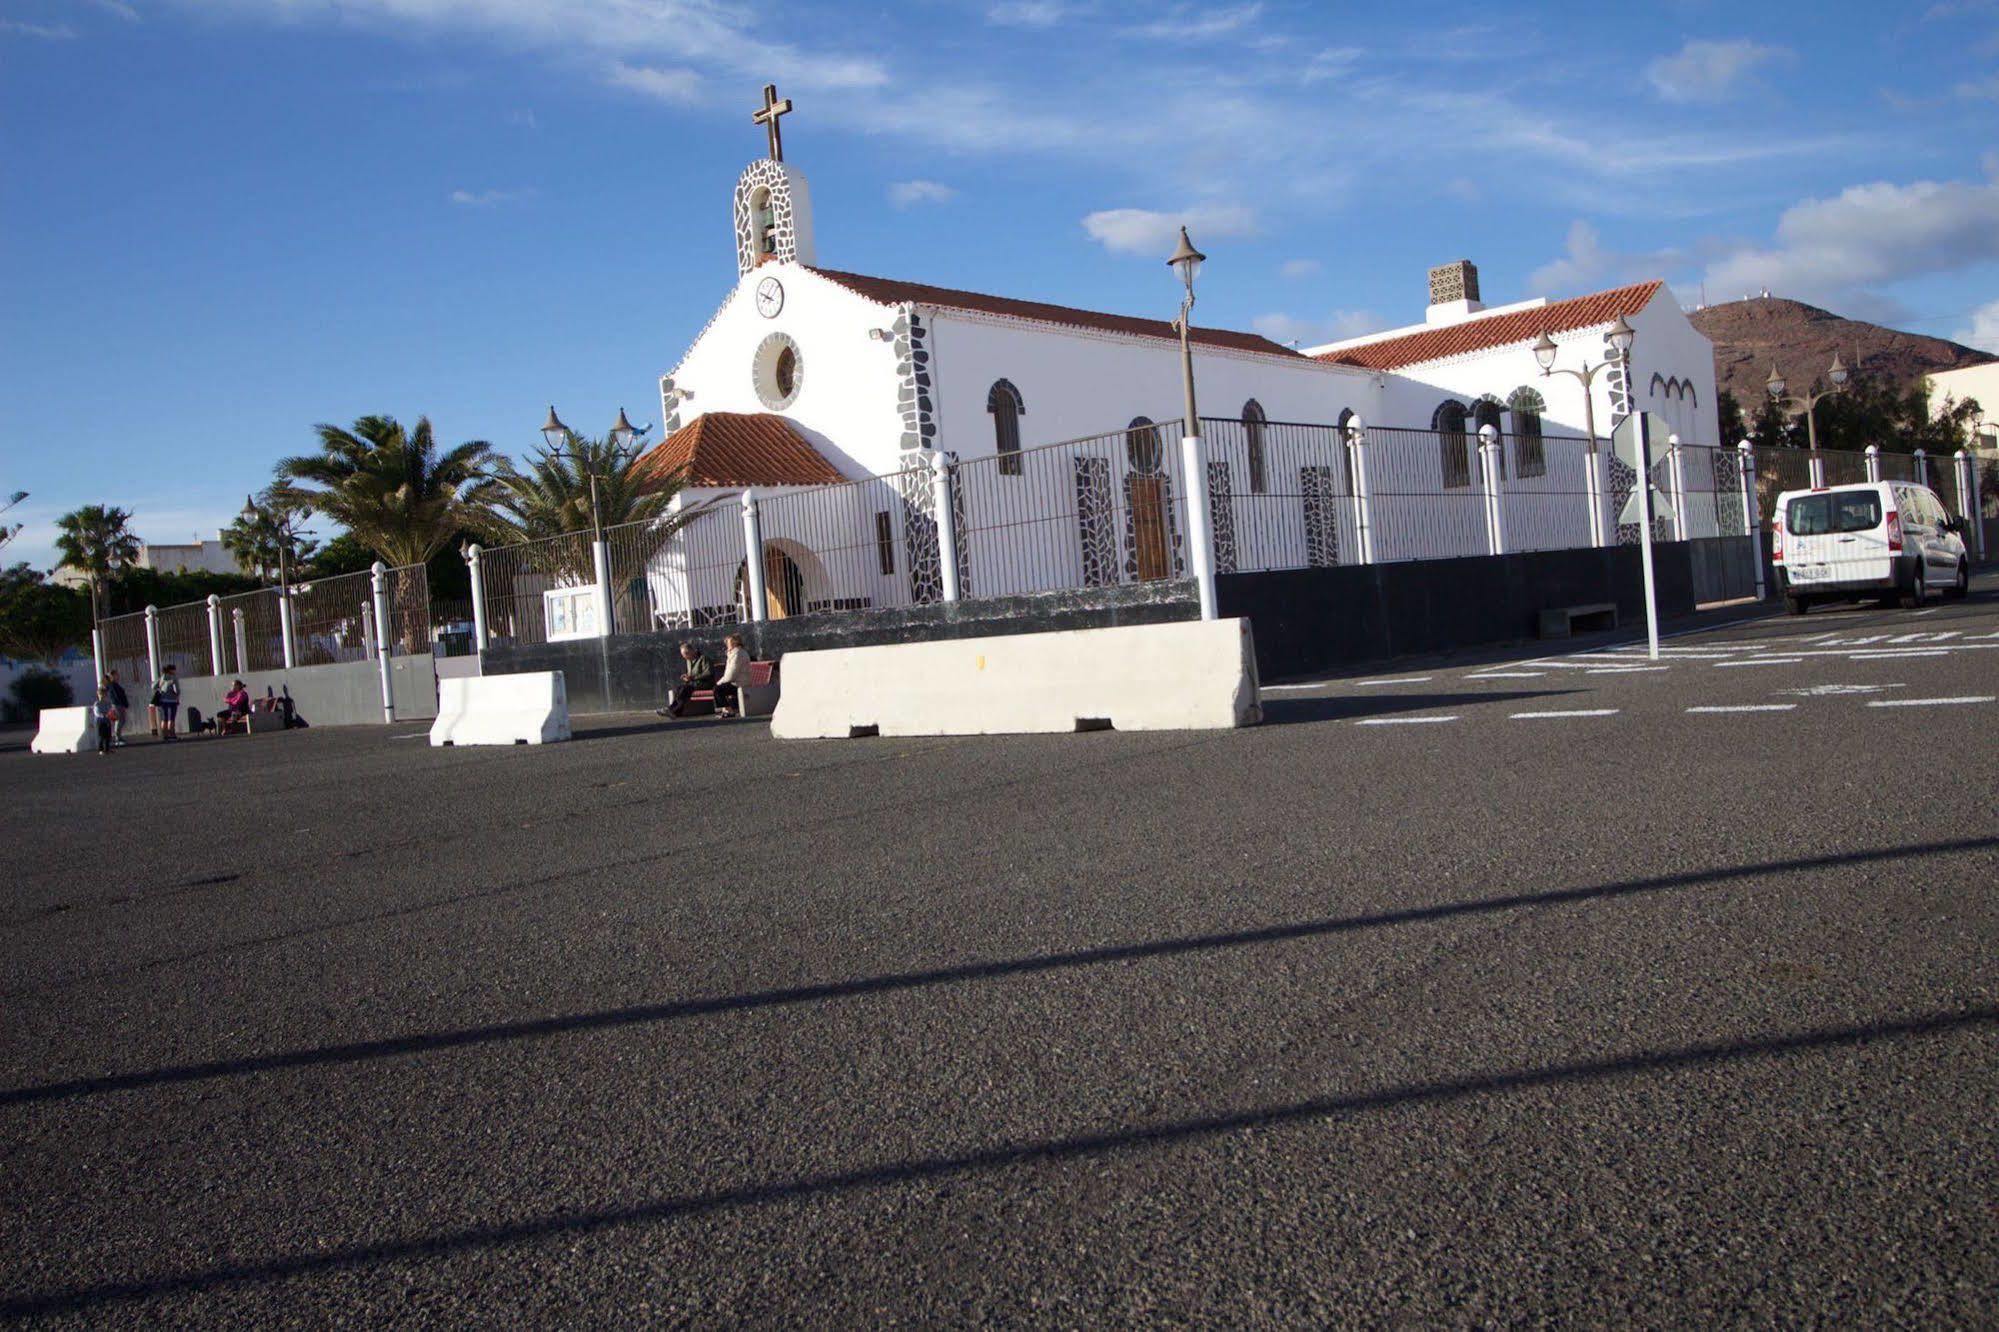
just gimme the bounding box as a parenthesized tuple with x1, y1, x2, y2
(1317, 280, 1665, 371)
(632, 412, 846, 490)
(806, 267, 1307, 360)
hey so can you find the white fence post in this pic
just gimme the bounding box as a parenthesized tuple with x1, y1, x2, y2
(205, 594, 225, 676)
(1864, 444, 1882, 484)
(1478, 424, 1506, 556)
(143, 605, 162, 690)
(277, 588, 297, 669)
(1588, 445, 1612, 548)
(465, 544, 489, 652)
(370, 561, 396, 724)
(590, 537, 613, 638)
(91, 627, 106, 686)
(1957, 449, 1984, 557)
(1738, 441, 1765, 602)
(232, 608, 248, 676)
(929, 451, 963, 605)
(1179, 430, 1218, 619)
(1346, 417, 1376, 565)
(1666, 435, 1691, 542)
(1913, 448, 1928, 491)
(740, 490, 769, 623)
(1808, 450, 1827, 490)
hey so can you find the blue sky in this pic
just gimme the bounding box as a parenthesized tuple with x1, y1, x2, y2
(3, 0, 1996, 569)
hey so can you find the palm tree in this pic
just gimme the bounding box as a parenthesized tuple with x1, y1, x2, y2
(53, 504, 140, 622)
(480, 432, 692, 544)
(221, 490, 318, 582)
(274, 415, 497, 569)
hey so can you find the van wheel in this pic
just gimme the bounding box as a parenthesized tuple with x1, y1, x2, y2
(1900, 565, 1928, 609)
(1944, 561, 1969, 600)
(1785, 593, 1810, 616)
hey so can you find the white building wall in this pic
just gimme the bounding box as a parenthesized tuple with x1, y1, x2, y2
(1927, 363, 1999, 451)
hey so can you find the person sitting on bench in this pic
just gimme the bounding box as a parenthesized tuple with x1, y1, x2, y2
(712, 634, 750, 718)
(217, 679, 253, 734)
(659, 642, 715, 718)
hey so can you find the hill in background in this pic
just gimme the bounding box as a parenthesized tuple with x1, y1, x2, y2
(1689, 296, 1993, 406)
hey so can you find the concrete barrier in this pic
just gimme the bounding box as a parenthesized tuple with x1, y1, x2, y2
(30, 706, 94, 754)
(430, 671, 570, 746)
(770, 618, 1261, 739)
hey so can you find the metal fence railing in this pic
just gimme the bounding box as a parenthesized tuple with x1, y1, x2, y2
(100, 611, 148, 687)
(758, 468, 927, 614)
(478, 530, 596, 649)
(290, 568, 378, 667)
(634, 500, 749, 632)
(1367, 426, 1493, 562)
(1198, 417, 1354, 573)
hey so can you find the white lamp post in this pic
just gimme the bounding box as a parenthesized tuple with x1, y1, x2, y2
(1534, 313, 1634, 547)
(1168, 226, 1218, 620)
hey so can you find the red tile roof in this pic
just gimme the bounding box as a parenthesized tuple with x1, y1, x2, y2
(632, 412, 846, 490)
(806, 267, 1307, 359)
(1316, 280, 1665, 371)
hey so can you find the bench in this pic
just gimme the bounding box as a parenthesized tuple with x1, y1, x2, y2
(686, 660, 779, 718)
(1537, 602, 1618, 639)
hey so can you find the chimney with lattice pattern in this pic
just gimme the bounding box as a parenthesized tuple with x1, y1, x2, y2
(1426, 260, 1485, 326)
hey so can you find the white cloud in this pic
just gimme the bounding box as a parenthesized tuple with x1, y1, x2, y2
(604, 60, 700, 103)
(1530, 220, 1685, 295)
(450, 187, 529, 206)
(1955, 72, 1999, 100)
(1279, 258, 1321, 279)
(1645, 38, 1790, 103)
(1957, 297, 1999, 352)
(1300, 45, 1361, 83)
(987, 1, 1070, 27)
(1081, 204, 1255, 256)
(1, 19, 78, 38)
(1127, 3, 1262, 41)
(888, 179, 956, 208)
(1252, 310, 1382, 347)
(1702, 177, 1999, 310)
(85, 0, 141, 19)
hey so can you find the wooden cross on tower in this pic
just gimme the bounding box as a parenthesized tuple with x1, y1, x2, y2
(752, 83, 793, 162)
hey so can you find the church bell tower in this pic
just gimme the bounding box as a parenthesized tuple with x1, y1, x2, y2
(733, 83, 816, 276)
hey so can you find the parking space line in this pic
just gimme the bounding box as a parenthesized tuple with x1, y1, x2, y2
(1865, 696, 1995, 709)
(1686, 704, 1798, 714)
(1349, 676, 1434, 687)
(1355, 715, 1459, 726)
(1587, 666, 1669, 673)
(1510, 709, 1620, 719)
(1716, 657, 1803, 667)
(1465, 671, 1546, 679)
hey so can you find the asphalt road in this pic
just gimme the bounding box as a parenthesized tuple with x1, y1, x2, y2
(3, 578, 1996, 1325)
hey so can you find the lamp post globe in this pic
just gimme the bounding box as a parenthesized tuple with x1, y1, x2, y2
(1532, 331, 1559, 372)
(1607, 315, 1636, 358)
(609, 407, 639, 452)
(1766, 367, 1787, 402)
(1828, 353, 1849, 389)
(1166, 226, 1205, 298)
(540, 404, 569, 451)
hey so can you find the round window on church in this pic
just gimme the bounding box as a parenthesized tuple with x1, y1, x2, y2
(753, 331, 803, 410)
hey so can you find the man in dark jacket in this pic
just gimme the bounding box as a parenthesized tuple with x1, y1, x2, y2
(659, 642, 715, 718)
(105, 670, 131, 747)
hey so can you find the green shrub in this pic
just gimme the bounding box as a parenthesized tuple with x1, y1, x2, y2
(4, 667, 74, 724)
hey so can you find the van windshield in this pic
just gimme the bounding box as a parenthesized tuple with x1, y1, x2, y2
(1786, 492, 1882, 536)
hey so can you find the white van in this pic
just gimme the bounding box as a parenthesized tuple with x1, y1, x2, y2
(1772, 481, 1970, 614)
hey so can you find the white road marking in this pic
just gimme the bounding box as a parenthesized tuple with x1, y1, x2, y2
(1510, 709, 1620, 719)
(390, 732, 429, 741)
(1349, 676, 1434, 687)
(1587, 666, 1669, 673)
(1781, 683, 1904, 697)
(1866, 696, 1995, 709)
(1464, 670, 1547, 679)
(1844, 650, 1951, 660)
(1259, 683, 1330, 693)
(1715, 657, 1804, 667)
(1686, 704, 1799, 714)
(1355, 715, 1459, 725)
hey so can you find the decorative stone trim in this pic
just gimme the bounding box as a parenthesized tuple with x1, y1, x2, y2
(734, 159, 803, 276)
(1075, 457, 1116, 588)
(752, 331, 803, 411)
(1207, 461, 1238, 575)
(892, 305, 937, 453)
(1301, 465, 1341, 567)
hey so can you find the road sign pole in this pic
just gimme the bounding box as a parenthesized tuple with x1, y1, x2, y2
(1635, 416, 1661, 661)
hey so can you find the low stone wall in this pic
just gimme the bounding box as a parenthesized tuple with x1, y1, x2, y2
(173, 653, 439, 728)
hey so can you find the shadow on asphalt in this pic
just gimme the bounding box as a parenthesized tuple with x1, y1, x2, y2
(1259, 689, 1580, 725)
(8, 835, 1993, 1113)
(8, 1003, 1994, 1318)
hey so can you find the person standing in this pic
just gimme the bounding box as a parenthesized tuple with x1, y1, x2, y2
(104, 670, 131, 747)
(658, 642, 715, 719)
(91, 686, 116, 755)
(151, 663, 182, 741)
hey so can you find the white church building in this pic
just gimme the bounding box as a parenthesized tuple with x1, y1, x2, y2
(619, 88, 1724, 627)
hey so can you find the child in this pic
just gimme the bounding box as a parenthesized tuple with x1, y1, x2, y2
(92, 687, 116, 755)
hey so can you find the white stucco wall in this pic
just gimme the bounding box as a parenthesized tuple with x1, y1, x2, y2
(1926, 363, 1999, 450)
(664, 263, 909, 479)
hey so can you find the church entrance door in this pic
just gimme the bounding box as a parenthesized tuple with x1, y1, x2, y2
(763, 546, 804, 619)
(1130, 476, 1170, 581)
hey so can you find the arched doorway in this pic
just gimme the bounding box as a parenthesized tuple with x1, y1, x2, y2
(1126, 416, 1170, 581)
(734, 545, 806, 620)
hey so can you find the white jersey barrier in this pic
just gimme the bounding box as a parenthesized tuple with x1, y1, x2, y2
(30, 706, 95, 755)
(771, 618, 1262, 739)
(429, 671, 571, 746)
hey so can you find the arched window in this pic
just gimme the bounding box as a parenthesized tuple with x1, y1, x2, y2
(1433, 400, 1471, 489)
(988, 379, 1025, 476)
(1127, 416, 1164, 473)
(1336, 407, 1356, 492)
(1507, 387, 1547, 478)
(1242, 399, 1268, 493)
(1473, 397, 1506, 481)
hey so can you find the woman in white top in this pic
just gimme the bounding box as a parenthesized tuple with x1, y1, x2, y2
(713, 634, 750, 718)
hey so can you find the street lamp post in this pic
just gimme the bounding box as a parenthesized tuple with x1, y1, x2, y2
(244, 493, 305, 669)
(541, 405, 649, 638)
(1167, 226, 1218, 621)
(1767, 355, 1848, 486)
(1534, 314, 1635, 547)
